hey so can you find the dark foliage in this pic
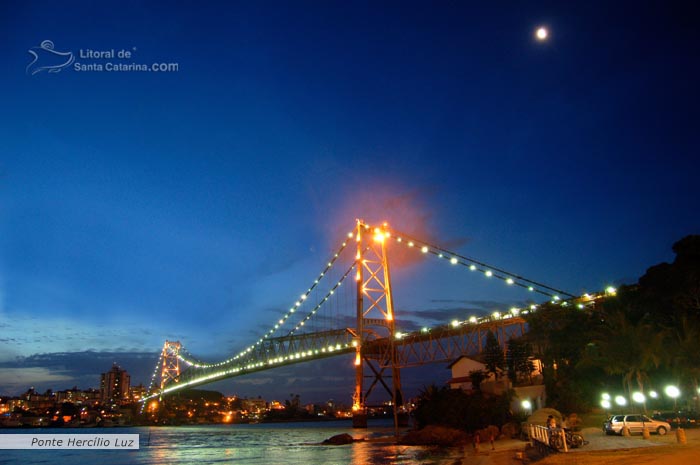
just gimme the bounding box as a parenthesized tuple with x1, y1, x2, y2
(413, 384, 512, 431)
(525, 235, 700, 412)
(506, 338, 535, 385)
(483, 331, 505, 378)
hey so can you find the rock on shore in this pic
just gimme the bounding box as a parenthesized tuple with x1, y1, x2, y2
(399, 425, 470, 446)
(322, 433, 357, 445)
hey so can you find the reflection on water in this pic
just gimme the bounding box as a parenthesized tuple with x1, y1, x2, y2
(0, 420, 464, 465)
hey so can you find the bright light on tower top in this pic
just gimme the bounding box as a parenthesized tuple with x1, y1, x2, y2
(536, 27, 548, 41)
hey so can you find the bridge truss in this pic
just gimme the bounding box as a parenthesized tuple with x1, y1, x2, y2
(143, 220, 587, 426)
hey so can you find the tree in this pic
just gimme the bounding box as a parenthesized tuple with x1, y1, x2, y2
(506, 338, 535, 385)
(667, 314, 700, 409)
(413, 384, 512, 431)
(588, 308, 666, 398)
(468, 369, 488, 392)
(524, 301, 602, 412)
(517, 235, 700, 413)
(630, 235, 700, 404)
(483, 331, 505, 378)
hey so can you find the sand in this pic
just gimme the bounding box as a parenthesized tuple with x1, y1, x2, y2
(455, 427, 700, 465)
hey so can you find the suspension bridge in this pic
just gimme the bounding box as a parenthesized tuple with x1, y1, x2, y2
(143, 220, 602, 427)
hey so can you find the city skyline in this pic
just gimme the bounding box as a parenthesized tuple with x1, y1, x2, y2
(1, 1, 698, 403)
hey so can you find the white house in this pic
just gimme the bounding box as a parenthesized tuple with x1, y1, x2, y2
(447, 356, 504, 394)
(447, 355, 546, 411)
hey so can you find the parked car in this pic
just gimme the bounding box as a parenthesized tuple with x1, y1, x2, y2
(603, 414, 671, 435)
(652, 411, 698, 428)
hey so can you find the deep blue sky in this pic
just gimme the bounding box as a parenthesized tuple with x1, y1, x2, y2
(0, 1, 698, 403)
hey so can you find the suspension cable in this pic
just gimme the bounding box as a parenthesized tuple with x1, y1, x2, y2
(387, 227, 575, 298)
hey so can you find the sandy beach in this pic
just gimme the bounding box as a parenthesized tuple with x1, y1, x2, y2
(454, 427, 700, 465)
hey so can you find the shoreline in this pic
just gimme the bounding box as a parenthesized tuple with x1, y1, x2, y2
(450, 426, 700, 465)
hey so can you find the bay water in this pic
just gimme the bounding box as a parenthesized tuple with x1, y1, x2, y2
(0, 420, 466, 464)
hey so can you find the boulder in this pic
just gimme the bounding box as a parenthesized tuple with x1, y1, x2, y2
(322, 433, 356, 445)
(399, 425, 469, 446)
(501, 421, 520, 438)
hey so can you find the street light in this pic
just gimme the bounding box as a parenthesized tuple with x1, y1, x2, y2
(615, 395, 627, 407)
(521, 399, 532, 416)
(632, 392, 646, 413)
(665, 385, 681, 429)
(665, 385, 680, 408)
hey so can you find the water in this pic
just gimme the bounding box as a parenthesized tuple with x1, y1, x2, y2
(0, 420, 464, 465)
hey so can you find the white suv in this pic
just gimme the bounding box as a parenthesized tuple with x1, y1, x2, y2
(603, 414, 670, 435)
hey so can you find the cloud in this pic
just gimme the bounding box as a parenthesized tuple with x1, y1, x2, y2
(0, 351, 158, 396)
(399, 299, 530, 322)
(0, 312, 162, 358)
(0, 367, 73, 392)
(232, 377, 275, 386)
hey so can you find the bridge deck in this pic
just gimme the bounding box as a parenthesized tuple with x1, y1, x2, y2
(151, 317, 525, 398)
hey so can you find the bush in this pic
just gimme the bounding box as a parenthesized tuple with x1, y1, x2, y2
(413, 384, 512, 431)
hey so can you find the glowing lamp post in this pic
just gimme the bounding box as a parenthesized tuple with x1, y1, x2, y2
(632, 392, 646, 413)
(665, 385, 680, 409)
(521, 399, 532, 416)
(665, 385, 681, 429)
(614, 395, 627, 407)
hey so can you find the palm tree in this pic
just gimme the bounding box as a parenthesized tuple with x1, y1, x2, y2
(668, 314, 700, 410)
(590, 309, 666, 401)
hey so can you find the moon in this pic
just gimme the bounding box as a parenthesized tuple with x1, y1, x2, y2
(536, 27, 548, 41)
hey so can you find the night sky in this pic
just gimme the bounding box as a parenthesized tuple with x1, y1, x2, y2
(1, 1, 698, 404)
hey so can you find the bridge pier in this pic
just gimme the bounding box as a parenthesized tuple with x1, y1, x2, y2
(352, 412, 368, 428)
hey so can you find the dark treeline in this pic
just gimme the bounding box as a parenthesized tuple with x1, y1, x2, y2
(523, 235, 700, 413)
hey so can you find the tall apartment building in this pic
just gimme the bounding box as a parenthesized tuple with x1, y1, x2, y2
(100, 364, 130, 405)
